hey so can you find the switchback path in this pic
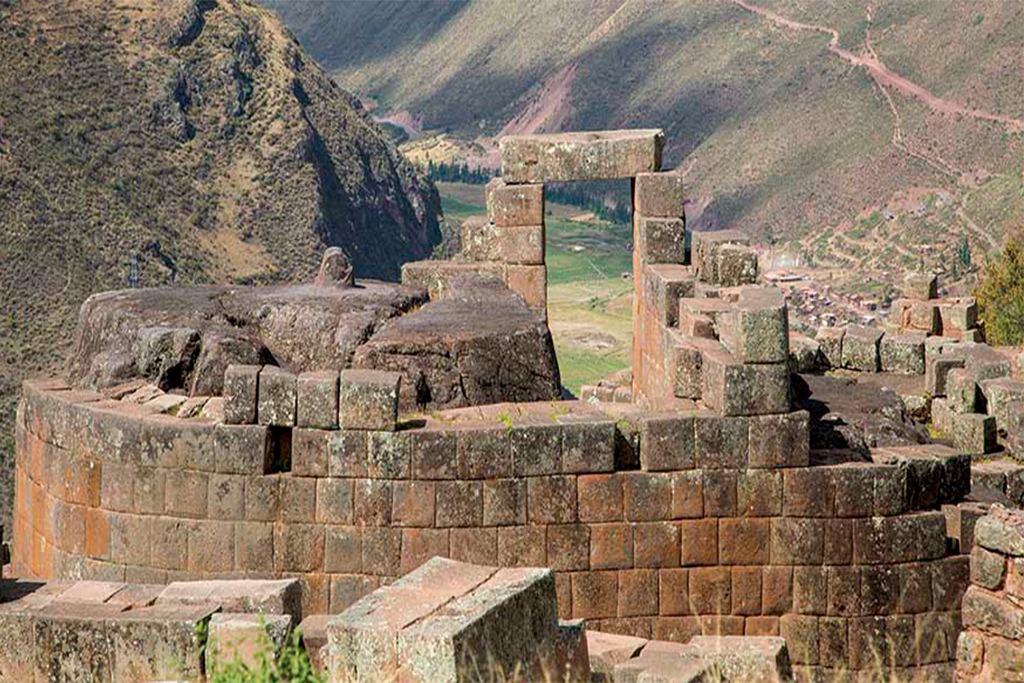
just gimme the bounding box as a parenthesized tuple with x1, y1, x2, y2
(730, 0, 1024, 133)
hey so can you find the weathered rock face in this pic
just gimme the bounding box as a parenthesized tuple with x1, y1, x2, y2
(794, 373, 930, 453)
(353, 277, 562, 410)
(67, 283, 427, 395)
(66, 276, 563, 410)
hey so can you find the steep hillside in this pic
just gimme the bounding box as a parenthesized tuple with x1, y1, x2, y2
(0, 0, 442, 532)
(265, 0, 1023, 271)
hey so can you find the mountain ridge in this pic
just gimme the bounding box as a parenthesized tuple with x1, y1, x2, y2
(265, 0, 1023, 269)
(0, 0, 444, 528)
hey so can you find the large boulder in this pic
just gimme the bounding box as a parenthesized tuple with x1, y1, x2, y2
(67, 283, 427, 395)
(353, 276, 561, 410)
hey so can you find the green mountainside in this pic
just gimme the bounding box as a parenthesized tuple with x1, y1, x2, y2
(0, 0, 443, 531)
(264, 0, 1023, 269)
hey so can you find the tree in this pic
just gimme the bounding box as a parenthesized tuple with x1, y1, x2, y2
(974, 229, 1024, 345)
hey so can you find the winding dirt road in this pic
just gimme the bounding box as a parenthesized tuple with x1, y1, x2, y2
(730, 0, 1024, 133)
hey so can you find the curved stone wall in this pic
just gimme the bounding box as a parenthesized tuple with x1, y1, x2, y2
(13, 378, 970, 680)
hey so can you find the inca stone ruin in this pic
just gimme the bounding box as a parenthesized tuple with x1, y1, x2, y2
(5, 129, 1024, 682)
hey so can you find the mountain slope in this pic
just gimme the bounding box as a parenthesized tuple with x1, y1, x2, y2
(0, 0, 442, 529)
(265, 0, 1023, 268)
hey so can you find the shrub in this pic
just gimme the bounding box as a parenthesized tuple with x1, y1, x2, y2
(974, 229, 1024, 345)
(206, 627, 324, 683)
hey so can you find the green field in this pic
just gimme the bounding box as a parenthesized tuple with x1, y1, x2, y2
(439, 184, 633, 395)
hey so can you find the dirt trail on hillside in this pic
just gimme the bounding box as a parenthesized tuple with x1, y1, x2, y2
(730, 0, 1024, 133)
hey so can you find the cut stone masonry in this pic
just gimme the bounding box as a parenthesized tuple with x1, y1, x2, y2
(6, 128, 997, 682)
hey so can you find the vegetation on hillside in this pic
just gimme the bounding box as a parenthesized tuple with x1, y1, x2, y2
(0, 0, 442, 537)
(975, 229, 1024, 346)
(267, 0, 1023, 276)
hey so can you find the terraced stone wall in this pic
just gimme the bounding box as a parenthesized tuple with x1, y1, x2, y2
(13, 378, 973, 680)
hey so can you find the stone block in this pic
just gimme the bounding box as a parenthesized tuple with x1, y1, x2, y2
(961, 585, 1024, 640)
(701, 348, 790, 417)
(737, 469, 781, 517)
(590, 523, 633, 570)
(461, 217, 545, 265)
(892, 298, 941, 334)
(644, 264, 695, 326)
(586, 630, 647, 679)
(975, 507, 1024, 557)
(499, 129, 664, 183)
(223, 364, 260, 424)
(939, 297, 979, 332)
(639, 414, 695, 471)
(435, 481, 483, 528)
(952, 412, 996, 455)
(668, 336, 718, 400)
(623, 472, 672, 521)
(634, 171, 686, 218)
(747, 411, 809, 468)
(214, 424, 270, 475)
(257, 366, 297, 427)
(391, 480, 435, 527)
(207, 612, 292, 673)
(638, 216, 688, 264)
(527, 475, 577, 524)
(971, 545, 1006, 590)
(690, 635, 792, 683)
(505, 264, 547, 310)
(485, 178, 544, 226)
(716, 244, 759, 288)
(297, 371, 339, 430)
(903, 272, 937, 300)
(291, 428, 330, 477)
(788, 333, 823, 373)
(718, 291, 789, 364)
(815, 327, 844, 369)
(578, 474, 624, 522)
(298, 614, 331, 675)
(107, 603, 216, 683)
(401, 260, 505, 300)
(157, 579, 301, 621)
(947, 367, 978, 414)
(980, 377, 1024, 429)
(560, 415, 616, 473)
(926, 356, 964, 396)
(702, 469, 738, 517)
(841, 325, 882, 372)
(511, 420, 561, 476)
(367, 430, 413, 478)
(694, 413, 748, 469)
(339, 369, 401, 431)
(879, 332, 926, 375)
(328, 558, 560, 683)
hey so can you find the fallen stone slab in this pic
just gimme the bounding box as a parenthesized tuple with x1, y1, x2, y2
(612, 636, 793, 683)
(327, 557, 573, 683)
(156, 579, 301, 622)
(66, 284, 426, 395)
(689, 636, 792, 683)
(587, 630, 648, 681)
(353, 279, 561, 411)
(499, 129, 664, 183)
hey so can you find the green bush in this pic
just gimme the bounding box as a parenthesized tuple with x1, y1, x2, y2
(206, 627, 324, 683)
(975, 230, 1024, 345)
